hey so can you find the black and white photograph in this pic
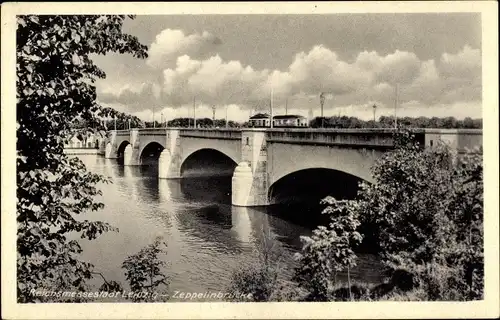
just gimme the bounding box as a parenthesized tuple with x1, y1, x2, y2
(1, 2, 499, 319)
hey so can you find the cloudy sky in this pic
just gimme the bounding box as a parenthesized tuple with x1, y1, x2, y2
(93, 13, 482, 122)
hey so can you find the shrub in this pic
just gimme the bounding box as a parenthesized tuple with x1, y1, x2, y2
(122, 236, 170, 302)
(292, 129, 483, 301)
(347, 130, 483, 300)
(293, 198, 363, 301)
(226, 229, 288, 302)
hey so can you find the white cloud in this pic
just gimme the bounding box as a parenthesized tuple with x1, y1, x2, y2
(98, 38, 482, 121)
(439, 45, 481, 79)
(146, 29, 222, 69)
(374, 50, 421, 85)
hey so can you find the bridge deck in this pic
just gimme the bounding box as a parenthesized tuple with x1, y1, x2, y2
(109, 128, 482, 150)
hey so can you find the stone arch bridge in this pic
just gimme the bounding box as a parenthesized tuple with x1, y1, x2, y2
(104, 128, 482, 207)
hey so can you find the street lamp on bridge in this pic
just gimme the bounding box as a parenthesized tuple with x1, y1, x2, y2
(212, 105, 216, 127)
(320, 92, 325, 128)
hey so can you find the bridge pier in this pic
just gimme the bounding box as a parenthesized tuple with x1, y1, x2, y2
(158, 149, 181, 179)
(158, 129, 182, 178)
(231, 130, 269, 207)
(105, 131, 118, 159)
(105, 142, 116, 159)
(123, 129, 142, 166)
(124, 144, 141, 166)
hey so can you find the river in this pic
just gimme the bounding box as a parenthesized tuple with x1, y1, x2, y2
(75, 155, 383, 301)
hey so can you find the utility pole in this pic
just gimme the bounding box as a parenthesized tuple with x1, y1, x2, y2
(394, 84, 399, 129)
(320, 92, 325, 128)
(270, 86, 274, 128)
(114, 115, 116, 131)
(212, 105, 216, 127)
(152, 106, 155, 128)
(160, 112, 163, 128)
(372, 104, 377, 122)
(285, 97, 288, 115)
(128, 118, 131, 130)
(193, 97, 196, 129)
(225, 105, 228, 128)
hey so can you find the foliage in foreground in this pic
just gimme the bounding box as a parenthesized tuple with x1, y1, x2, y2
(295, 130, 483, 301)
(122, 237, 170, 302)
(226, 229, 304, 302)
(293, 198, 363, 301)
(16, 15, 148, 302)
(229, 130, 483, 302)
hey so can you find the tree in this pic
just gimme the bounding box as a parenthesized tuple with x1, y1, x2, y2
(101, 108, 144, 130)
(293, 197, 363, 301)
(290, 129, 483, 301)
(328, 130, 482, 300)
(122, 237, 170, 302)
(226, 228, 291, 302)
(16, 15, 148, 302)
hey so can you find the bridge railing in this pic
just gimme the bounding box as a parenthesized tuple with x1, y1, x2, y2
(115, 131, 130, 137)
(179, 128, 242, 140)
(265, 128, 396, 148)
(137, 128, 168, 136)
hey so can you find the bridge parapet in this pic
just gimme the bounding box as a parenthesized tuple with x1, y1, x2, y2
(423, 128, 482, 153)
(137, 128, 168, 136)
(265, 128, 396, 149)
(113, 130, 130, 137)
(180, 128, 242, 140)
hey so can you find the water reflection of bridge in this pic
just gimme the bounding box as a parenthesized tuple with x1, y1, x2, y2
(89, 156, 385, 284)
(102, 159, 301, 254)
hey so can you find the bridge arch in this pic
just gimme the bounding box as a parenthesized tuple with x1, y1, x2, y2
(268, 168, 365, 205)
(139, 141, 165, 165)
(267, 143, 379, 187)
(180, 148, 238, 178)
(116, 140, 131, 158)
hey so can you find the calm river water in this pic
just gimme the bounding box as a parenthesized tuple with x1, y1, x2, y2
(76, 155, 383, 301)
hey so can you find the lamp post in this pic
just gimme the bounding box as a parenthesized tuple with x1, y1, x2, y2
(394, 84, 399, 129)
(372, 104, 377, 122)
(320, 92, 325, 128)
(212, 105, 216, 127)
(193, 97, 197, 129)
(270, 86, 274, 129)
(225, 105, 228, 128)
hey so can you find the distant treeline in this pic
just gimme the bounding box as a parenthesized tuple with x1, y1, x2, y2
(145, 117, 242, 128)
(158, 116, 482, 129)
(70, 107, 145, 130)
(73, 111, 482, 130)
(310, 116, 482, 129)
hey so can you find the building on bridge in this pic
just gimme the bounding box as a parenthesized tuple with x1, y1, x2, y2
(273, 115, 308, 127)
(249, 113, 271, 127)
(249, 113, 308, 127)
